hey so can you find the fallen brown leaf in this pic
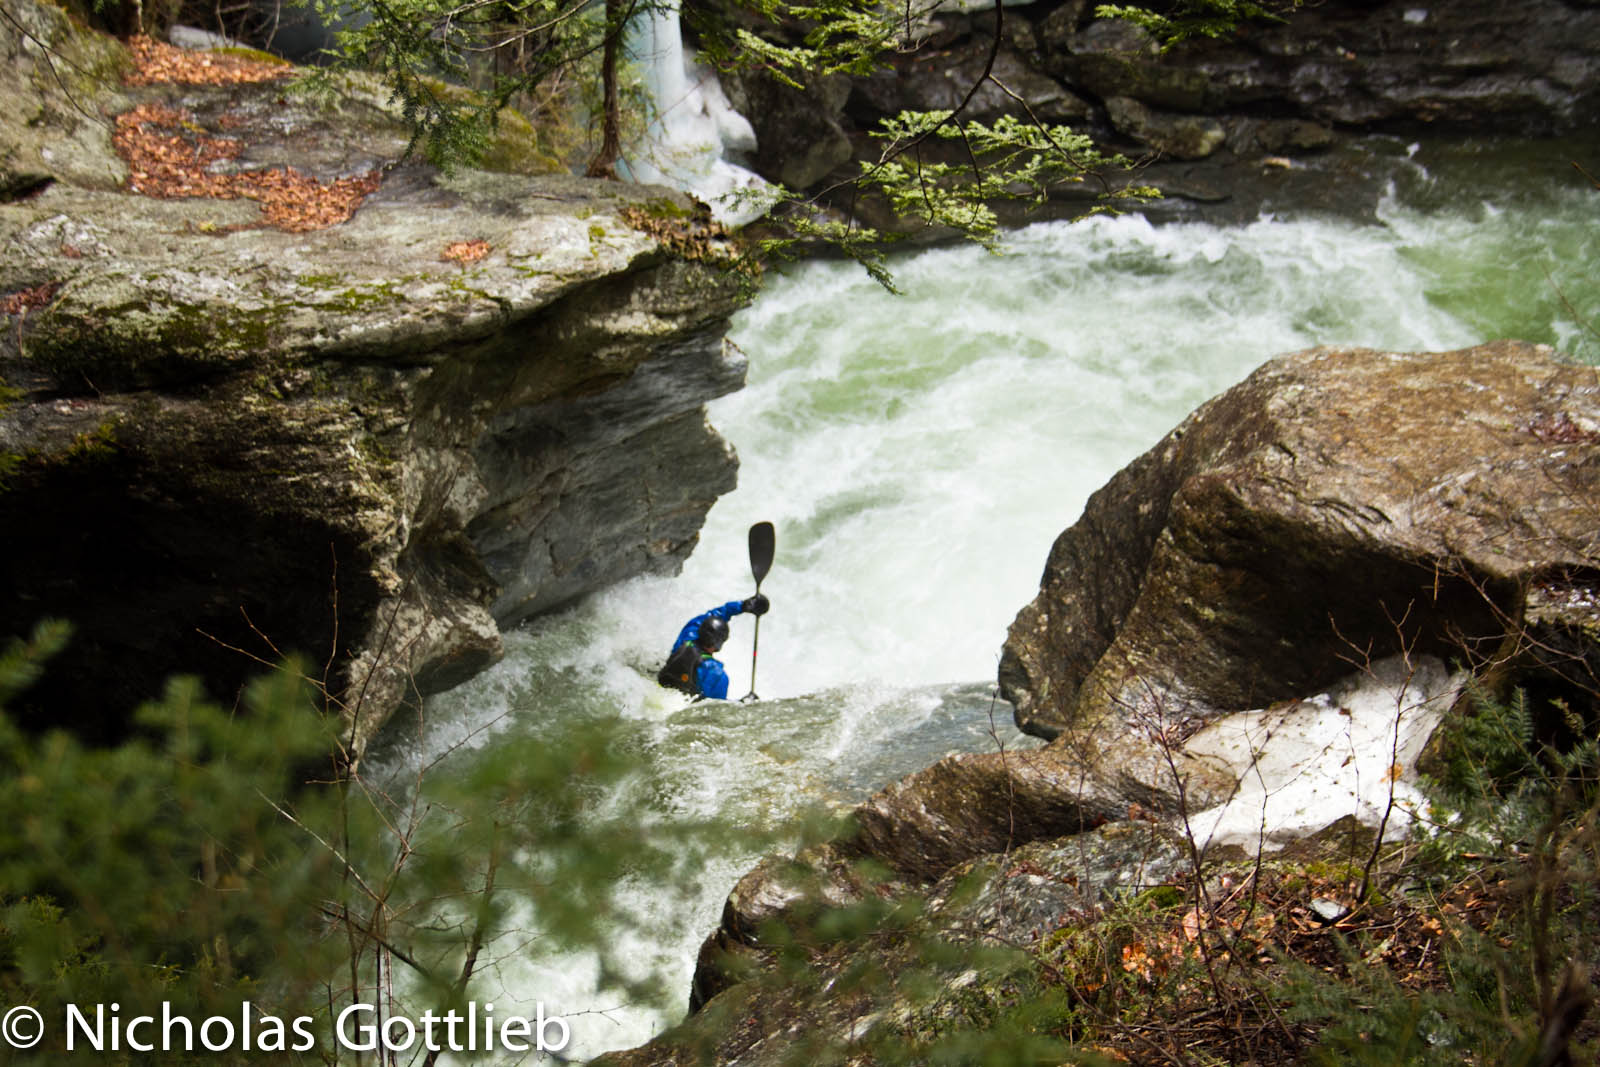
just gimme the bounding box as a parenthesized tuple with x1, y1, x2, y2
(124, 35, 292, 87)
(112, 102, 380, 233)
(442, 239, 491, 264)
(1, 281, 62, 316)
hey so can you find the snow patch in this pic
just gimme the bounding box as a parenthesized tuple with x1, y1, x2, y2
(1182, 655, 1463, 850)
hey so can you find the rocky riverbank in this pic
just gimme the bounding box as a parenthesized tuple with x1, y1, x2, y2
(0, 0, 751, 751)
(713, 0, 1600, 227)
(605, 340, 1600, 1064)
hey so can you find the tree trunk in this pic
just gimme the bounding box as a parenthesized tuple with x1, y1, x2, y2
(585, 0, 624, 178)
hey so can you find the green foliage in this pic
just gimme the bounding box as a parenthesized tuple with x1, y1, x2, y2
(1282, 683, 1600, 1065)
(1096, 0, 1298, 48)
(0, 376, 24, 490)
(0, 623, 339, 1062)
(296, 0, 634, 171)
(0, 451, 21, 493)
(0, 620, 767, 1061)
(344, 710, 753, 1018)
(1417, 683, 1600, 861)
(750, 110, 1158, 292)
(1282, 943, 1507, 1064)
(1438, 683, 1542, 796)
(319, 0, 1166, 275)
(1273, 917, 1561, 1066)
(668, 676, 1600, 1064)
(755, 212, 900, 292)
(0, 620, 72, 707)
(859, 111, 1156, 246)
(722, 0, 901, 89)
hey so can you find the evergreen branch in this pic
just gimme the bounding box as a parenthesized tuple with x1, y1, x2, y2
(820, 0, 1005, 205)
(1096, 0, 1294, 48)
(0, 619, 72, 707)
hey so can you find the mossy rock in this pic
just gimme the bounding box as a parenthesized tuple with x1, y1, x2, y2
(21, 281, 287, 390)
(0, 0, 130, 191)
(412, 76, 571, 176)
(213, 45, 293, 66)
(478, 108, 569, 176)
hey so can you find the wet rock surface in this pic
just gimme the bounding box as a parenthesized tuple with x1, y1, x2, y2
(714, 0, 1600, 227)
(999, 341, 1600, 741)
(0, 3, 750, 749)
(603, 821, 1190, 1067)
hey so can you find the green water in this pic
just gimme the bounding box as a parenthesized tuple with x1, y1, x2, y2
(370, 136, 1599, 1059)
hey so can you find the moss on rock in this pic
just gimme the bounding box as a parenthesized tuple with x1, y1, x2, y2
(23, 283, 286, 390)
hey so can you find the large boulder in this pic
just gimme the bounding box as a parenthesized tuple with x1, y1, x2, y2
(657, 340, 1598, 1064)
(1104, 95, 1225, 159)
(999, 341, 1600, 741)
(0, 0, 129, 197)
(722, 68, 856, 192)
(0, 8, 751, 751)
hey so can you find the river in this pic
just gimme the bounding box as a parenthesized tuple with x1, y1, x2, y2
(365, 137, 1598, 1060)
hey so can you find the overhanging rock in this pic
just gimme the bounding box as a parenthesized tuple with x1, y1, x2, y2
(0, 11, 752, 751)
(999, 341, 1600, 741)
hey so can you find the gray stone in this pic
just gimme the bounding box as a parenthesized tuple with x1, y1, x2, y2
(0, 1, 751, 751)
(0, 0, 128, 198)
(858, 46, 1092, 125)
(1071, 17, 1157, 58)
(1048, 19, 1215, 113)
(168, 24, 243, 50)
(1035, 0, 1093, 56)
(999, 342, 1600, 741)
(1161, 0, 1600, 133)
(1105, 95, 1226, 159)
(723, 68, 855, 191)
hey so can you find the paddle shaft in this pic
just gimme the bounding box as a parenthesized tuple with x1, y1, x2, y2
(744, 522, 775, 702)
(746, 581, 763, 701)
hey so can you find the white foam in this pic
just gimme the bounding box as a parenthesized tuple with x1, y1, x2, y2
(700, 212, 1482, 693)
(387, 189, 1598, 1058)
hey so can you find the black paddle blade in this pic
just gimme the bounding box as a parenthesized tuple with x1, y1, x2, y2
(748, 522, 775, 586)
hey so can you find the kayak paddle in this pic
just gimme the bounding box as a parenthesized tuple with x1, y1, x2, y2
(742, 521, 775, 702)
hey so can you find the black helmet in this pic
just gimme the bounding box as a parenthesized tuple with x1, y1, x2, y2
(696, 616, 729, 652)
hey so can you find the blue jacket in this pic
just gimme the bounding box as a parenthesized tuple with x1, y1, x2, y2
(668, 601, 746, 700)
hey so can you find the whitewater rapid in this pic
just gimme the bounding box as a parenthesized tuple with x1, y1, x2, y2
(369, 147, 1598, 1059)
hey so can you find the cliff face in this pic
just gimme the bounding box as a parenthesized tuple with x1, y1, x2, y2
(718, 0, 1600, 223)
(0, 4, 751, 751)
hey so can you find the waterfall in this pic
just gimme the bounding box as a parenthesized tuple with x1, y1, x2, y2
(619, 0, 774, 225)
